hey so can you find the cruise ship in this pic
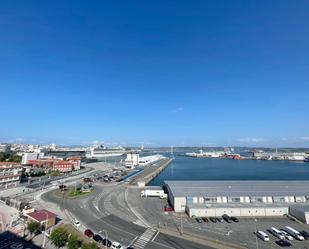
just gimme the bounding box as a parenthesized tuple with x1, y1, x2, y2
(85, 145, 126, 158)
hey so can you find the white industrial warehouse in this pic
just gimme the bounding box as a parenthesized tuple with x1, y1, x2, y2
(164, 181, 309, 221)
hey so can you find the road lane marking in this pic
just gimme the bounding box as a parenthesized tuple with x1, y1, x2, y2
(131, 228, 157, 249)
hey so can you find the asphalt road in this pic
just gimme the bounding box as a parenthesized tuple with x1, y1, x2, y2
(42, 184, 214, 249)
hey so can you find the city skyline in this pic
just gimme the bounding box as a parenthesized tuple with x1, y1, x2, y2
(1, 1, 309, 147)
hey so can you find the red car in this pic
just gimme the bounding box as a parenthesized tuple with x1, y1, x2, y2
(84, 229, 94, 238)
(164, 205, 173, 212)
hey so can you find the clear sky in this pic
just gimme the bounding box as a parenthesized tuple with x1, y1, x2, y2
(0, 1, 309, 147)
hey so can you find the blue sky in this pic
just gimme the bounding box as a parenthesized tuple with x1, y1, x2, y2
(0, 1, 309, 147)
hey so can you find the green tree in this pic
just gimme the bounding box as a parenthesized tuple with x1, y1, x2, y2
(81, 242, 98, 249)
(27, 222, 40, 238)
(0, 152, 5, 162)
(9, 154, 22, 163)
(50, 227, 68, 248)
(67, 234, 80, 249)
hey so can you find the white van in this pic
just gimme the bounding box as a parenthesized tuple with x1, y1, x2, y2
(285, 226, 304, 241)
(256, 231, 270, 241)
(270, 227, 285, 239)
(280, 230, 293, 240)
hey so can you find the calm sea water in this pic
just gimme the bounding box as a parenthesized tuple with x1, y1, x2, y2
(149, 155, 309, 186)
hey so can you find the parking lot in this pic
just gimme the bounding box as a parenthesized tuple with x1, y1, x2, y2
(128, 188, 309, 248)
(0, 231, 41, 249)
(179, 216, 309, 248)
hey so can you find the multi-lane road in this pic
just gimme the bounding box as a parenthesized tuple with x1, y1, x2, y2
(42, 182, 214, 249)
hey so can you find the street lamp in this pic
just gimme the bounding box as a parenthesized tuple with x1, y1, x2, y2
(253, 217, 259, 249)
(99, 229, 108, 249)
(37, 210, 49, 248)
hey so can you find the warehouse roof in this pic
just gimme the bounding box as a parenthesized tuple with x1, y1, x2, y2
(164, 181, 309, 198)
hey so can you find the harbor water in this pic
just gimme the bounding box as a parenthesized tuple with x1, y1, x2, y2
(149, 155, 309, 186)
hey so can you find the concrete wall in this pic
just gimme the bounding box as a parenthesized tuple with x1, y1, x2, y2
(289, 207, 309, 224)
(174, 197, 186, 212)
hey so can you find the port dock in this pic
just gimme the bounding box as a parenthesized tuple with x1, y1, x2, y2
(130, 158, 173, 187)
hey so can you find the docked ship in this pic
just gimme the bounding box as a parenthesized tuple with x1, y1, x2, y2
(85, 145, 126, 158)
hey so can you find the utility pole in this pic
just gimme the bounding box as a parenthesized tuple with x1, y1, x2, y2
(254, 217, 259, 249)
(180, 213, 183, 235)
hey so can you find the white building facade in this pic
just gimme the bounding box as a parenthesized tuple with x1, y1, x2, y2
(0, 162, 22, 188)
(165, 181, 309, 217)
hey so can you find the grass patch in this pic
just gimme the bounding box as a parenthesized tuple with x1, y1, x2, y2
(68, 188, 94, 198)
(53, 187, 94, 199)
(58, 224, 92, 244)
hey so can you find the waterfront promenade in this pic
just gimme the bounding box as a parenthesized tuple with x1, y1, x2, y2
(129, 158, 173, 186)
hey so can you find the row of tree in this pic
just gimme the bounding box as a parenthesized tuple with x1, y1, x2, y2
(26, 222, 98, 249)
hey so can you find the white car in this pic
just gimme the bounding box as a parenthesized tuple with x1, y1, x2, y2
(73, 220, 80, 227)
(111, 241, 123, 249)
(280, 230, 294, 240)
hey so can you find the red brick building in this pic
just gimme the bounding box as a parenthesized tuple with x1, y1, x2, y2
(27, 209, 57, 229)
(53, 161, 73, 172)
(27, 157, 81, 172)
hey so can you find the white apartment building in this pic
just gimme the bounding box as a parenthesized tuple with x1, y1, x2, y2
(21, 152, 44, 165)
(0, 162, 22, 188)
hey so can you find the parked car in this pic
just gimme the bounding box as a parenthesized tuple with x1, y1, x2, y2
(202, 217, 209, 222)
(164, 205, 173, 212)
(84, 229, 94, 238)
(276, 239, 292, 247)
(216, 217, 224, 223)
(195, 217, 203, 223)
(280, 230, 293, 240)
(256, 231, 270, 241)
(93, 234, 103, 242)
(269, 227, 285, 239)
(300, 230, 309, 240)
(209, 217, 217, 223)
(231, 216, 239, 222)
(222, 214, 232, 223)
(102, 238, 112, 247)
(73, 220, 80, 227)
(111, 241, 124, 249)
(285, 226, 304, 241)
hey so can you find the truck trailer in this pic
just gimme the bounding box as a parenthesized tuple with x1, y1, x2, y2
(141, 189, 167, 198)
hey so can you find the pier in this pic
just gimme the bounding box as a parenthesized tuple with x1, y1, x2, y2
(130, 158, 173, 187)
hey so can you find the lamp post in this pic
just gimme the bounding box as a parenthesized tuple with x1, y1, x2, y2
(38, 211, 49, 248)
(99, 229, 108, 249)
(254, 217, 259, 249)
(180, 213, 183, 235)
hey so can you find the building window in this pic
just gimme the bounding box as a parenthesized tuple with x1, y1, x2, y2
(251, 197, 264, 203)
(228, 197, 241, 203)
(204, 197, 217, 203)
(187, 197, 193, 204)
(295, 196, 305, 203)
(273, 197, 287, 203)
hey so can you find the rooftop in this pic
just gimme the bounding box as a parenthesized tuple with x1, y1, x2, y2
(27, 209, 57, 222)
(165, 180, 309, 198)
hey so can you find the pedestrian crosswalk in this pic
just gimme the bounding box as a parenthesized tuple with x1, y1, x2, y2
(131, 228, 158, 249)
